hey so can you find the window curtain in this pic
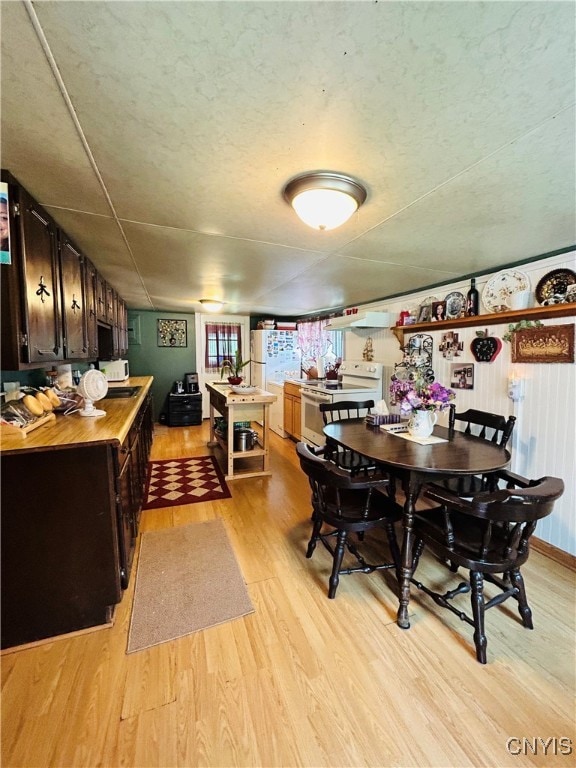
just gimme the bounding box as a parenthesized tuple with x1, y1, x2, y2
(297, 319, 343, 373)
(204, 323, 242, 372)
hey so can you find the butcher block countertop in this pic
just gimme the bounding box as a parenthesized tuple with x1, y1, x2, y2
(0, 376, 153, 455)
(206, 382, 277, 403)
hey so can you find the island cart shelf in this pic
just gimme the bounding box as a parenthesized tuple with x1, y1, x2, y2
(205, 383, 277, 480)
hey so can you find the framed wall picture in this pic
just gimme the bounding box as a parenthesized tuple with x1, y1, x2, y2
(439, 331, 464, 360)
(511, 324, 574, 363)
(450, 363, 474, 390)
(157, 319, 187, 347)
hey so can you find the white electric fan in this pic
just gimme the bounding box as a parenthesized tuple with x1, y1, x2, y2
(77, 369, 108, 417)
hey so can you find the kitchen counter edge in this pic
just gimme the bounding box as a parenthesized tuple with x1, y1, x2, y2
(0, 376, 154, 455)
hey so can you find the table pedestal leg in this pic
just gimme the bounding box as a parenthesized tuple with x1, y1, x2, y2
(397, 477, 421, 629)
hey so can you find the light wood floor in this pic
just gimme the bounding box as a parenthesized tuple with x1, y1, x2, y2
(2, 422, 575, 768)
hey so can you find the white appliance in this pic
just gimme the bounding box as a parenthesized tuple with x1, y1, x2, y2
(77, 369, 108, 417)
(265, 381, 287, 437)
(300, 360, 385, 447)
(250, 330, 300, 390)
(98, 359, 129, 381)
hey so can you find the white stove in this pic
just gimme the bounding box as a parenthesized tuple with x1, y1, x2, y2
(299, 361, 385, 447)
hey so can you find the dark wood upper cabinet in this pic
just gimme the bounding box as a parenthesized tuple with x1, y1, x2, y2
(1, 169, 129, 369)
(105, 283, 116, 326)
(116, 297, 128, 357)
(59, 233, 88, 360)
(19, 189, 63, 364)
(96, 271, 107, 322)
(83, 257, 99, 358)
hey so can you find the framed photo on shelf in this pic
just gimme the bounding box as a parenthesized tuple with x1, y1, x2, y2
(431, 301, 447, 323)
(417, 304, 432, 323)
(450, 363, 474, 390)
(157, 319, 187, 347)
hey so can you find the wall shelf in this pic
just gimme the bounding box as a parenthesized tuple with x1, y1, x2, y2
(391, 303, 575, 344)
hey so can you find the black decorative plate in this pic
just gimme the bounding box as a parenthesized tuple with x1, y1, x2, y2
(535, 269, 576, 304)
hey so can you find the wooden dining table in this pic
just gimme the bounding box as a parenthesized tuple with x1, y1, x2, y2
(322, 419, 511, 629)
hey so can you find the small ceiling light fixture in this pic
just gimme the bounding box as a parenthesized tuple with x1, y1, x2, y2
(199, 299, 224, 313)
(283, 171, 367, 231)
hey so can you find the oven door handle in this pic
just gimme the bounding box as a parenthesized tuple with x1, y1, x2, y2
(302, 391, 333, 404)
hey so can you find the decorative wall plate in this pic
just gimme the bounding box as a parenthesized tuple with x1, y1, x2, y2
(535, 269, 576, 305)
(444, 291, 466, 319)
(481, 269, 530, 313)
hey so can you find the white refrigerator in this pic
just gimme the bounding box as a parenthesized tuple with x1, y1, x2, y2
(250, 330, 300, 389)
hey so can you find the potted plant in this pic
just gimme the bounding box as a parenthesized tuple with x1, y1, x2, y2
(220, 349, 250, 385)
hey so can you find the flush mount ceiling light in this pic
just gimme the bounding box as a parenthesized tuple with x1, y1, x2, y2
(283, 171, 367, 231)
(199, 299, 224, 313)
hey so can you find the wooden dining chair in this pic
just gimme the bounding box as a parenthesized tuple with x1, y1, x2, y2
(319, 399, 379, 476)
(444, 406, 516, 495)
(296, 442, 402, 599)
(410, 470, 564, 663)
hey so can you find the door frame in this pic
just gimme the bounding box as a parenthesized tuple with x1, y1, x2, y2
(194, 313, 251, 418)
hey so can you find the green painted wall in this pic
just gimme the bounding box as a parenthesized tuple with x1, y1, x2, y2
(127, 310, 197, 421)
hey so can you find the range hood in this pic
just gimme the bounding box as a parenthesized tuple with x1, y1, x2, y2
(325, 311, 392, 331)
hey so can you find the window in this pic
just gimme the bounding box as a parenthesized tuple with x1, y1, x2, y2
(297, 319, 343, 371)
(204, 323, 243, 372)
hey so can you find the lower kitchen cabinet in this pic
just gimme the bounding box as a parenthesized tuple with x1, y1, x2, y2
(0, 386, 153, 649)
(1, 444, 121, 649)
(116, 393, 153, 587)
(283, 381, 301, 440)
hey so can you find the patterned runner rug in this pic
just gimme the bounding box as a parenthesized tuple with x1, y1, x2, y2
(143, 455, 231, 510)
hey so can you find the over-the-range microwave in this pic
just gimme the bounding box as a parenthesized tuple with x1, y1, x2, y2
(98, 359, 129, 381)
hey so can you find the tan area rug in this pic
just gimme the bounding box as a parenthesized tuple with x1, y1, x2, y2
(127, 519, 254, 653)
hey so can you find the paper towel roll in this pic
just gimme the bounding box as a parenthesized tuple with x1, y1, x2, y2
(373, 399, 389, 415)
(316, 356, 325, 379)
(57, 364, 73, 389)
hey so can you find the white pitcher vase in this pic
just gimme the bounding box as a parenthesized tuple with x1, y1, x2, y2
(408, 409, 437, 438)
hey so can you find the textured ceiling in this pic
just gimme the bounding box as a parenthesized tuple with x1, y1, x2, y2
(1, 0, 574, 316)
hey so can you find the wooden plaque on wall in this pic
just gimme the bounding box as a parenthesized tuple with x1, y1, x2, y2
(511, 323, 574, 363)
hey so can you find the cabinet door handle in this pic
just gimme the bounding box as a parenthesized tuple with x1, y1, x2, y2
(35, 276, 51, 303)
(30, 208, 49, 226)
